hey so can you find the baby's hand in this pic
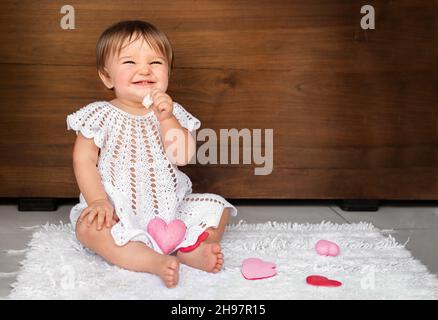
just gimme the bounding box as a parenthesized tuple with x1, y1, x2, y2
(78, 199, 118, 230)
(150, 89, 173, 122)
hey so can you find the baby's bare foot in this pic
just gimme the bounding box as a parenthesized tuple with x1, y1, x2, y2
(177, 242, 224, 273)
(155, 255, 180, 288)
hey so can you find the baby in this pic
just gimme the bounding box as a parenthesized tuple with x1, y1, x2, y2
(67, 20, 237, 288)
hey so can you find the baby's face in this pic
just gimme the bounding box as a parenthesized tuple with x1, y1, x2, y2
(101, 36, 169, 103)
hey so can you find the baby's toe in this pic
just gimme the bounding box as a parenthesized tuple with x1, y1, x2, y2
(165, 276, 177, 287)
(213, 263, 223, 273)
(211, 243, 221, 254)
(165, 273, 173, 280)
(169, 259, 179, 270)
(166, 270, 175, 278)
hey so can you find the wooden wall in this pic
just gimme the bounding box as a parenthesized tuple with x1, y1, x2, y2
(0, 0, 437, 199)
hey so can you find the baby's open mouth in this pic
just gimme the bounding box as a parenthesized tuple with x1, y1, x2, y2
(133, 81, 155, 86)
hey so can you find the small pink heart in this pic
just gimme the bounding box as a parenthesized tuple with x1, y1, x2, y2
(315, 240, 340, 257)
(241, 258, 277, 280)
(147, 218, 186, 254)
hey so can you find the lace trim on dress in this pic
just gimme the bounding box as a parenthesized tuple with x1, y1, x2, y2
(66, 102, 112, 148)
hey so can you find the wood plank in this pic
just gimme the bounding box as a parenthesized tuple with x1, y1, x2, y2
(0, 0, 435, 72)
(182, 166, 438, 199)
(1, 141, 436, 170)
(0, 166, 77, 197)
(0, 65, 436, 146)
(1, 165, 437, 199)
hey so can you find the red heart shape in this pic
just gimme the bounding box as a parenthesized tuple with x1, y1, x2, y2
(306, 275, 342, 287)
(178, 231, 209, 253)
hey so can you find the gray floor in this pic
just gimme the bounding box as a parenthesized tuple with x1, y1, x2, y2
(1, 201, 438, 298)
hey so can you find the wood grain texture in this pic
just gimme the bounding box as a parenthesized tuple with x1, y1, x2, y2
(0, 0, 437, 199)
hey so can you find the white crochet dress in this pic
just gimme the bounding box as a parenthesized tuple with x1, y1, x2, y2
(66, 101, 237, 254)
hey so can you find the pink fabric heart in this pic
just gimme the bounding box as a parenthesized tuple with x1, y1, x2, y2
(315, 240, 340, 257)
(241, 258, 277, 280)
(147, 218, 186, 254)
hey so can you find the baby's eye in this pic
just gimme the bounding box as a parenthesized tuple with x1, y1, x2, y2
(151, 61, 162, 65)
(123, 61, 135, 64)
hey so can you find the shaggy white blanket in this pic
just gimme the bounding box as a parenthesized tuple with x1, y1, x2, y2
(6, 221, 438, 300)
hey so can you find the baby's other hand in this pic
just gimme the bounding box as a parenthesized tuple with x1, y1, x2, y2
(78, 198, 115, 230)
(150, 89, 173, 122)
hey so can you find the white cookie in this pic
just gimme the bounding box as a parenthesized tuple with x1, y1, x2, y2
(142, 94, 153, 109)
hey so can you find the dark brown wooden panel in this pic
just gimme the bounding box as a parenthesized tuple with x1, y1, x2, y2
(2, 165, 436, 199)
(182, 167, 438, 199)
(0, 65, 436, 146)
(0, 166, 77, 197)
(0, 0, 437, 199)
(0, 1, 435, 73)
(1, 141, 436, 171)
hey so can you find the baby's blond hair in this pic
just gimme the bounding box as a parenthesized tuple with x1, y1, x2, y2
(96, 20, 174, 81)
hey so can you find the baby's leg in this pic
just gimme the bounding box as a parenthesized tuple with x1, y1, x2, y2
(205, 208, 230, 243)
(177, 208, 230, 273)
(75, 219, 179, 288)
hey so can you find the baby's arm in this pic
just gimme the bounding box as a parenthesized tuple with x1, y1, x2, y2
(160, 116, 196, 166)
(72, 132, 108, 204)
(147, 90, 196, 166)
(72, 133, 117, 229)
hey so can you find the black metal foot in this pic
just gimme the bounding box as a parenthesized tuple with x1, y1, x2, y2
(18, 198, 58, 211)
(338, 199, 380, 212)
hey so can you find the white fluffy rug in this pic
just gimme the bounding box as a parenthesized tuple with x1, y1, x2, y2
(6, 221, 438, 300)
